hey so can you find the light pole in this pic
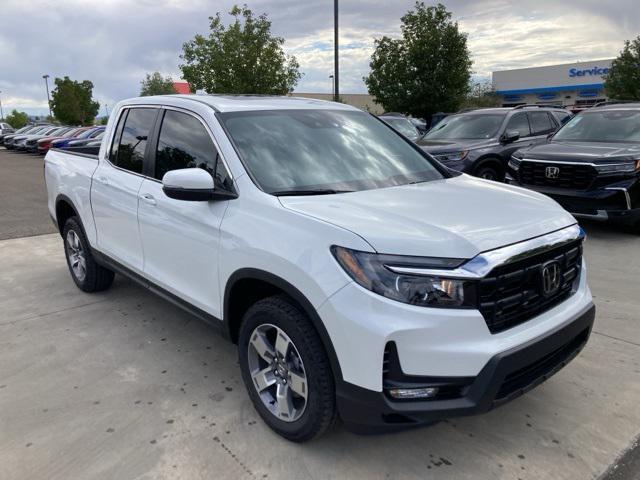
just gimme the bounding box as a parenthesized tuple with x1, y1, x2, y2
(0, 90, 4, 121)
(329, 75, 335, 97)
(42, 74, 52, 120)
(333, 0, 339, 102)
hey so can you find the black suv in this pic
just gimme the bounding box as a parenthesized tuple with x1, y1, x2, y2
(507, 103, 640, 231)
(418, 105, 572, 181)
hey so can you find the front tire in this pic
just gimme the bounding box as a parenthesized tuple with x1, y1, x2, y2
(474, 162, 503, 182)
(238, 295, 336, 442)
(62, 216, 114, 292)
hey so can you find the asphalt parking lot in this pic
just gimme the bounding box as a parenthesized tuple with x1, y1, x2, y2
(0, 147, 639, 480)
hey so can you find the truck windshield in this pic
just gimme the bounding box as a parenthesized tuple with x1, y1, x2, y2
(553, 110, 640, 143)
(423, 114, 505, 140)
(220, 109, 444, 194)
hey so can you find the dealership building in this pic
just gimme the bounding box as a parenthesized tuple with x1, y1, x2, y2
(492, 59, 614, 107)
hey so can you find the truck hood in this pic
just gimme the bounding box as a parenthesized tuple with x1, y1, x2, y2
(279, 175, 575, 259)
(523, 141, 640, 163)
(417, 138, 496, 154)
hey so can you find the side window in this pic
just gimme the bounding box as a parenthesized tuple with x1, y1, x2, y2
(552, 111, 572, 126)
(505, 112, 531, 137)
(110, 108, 157, 174)
(529, 111, 556, 135)
(155, 110, 233, 191)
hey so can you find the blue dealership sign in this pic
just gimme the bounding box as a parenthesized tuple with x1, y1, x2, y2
(569, 66, 610, 78)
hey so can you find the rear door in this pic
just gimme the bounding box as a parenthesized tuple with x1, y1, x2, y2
(137, 107, 234, 317)
(91, 106, 159, 272)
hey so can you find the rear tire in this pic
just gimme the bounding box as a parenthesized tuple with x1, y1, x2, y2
(474, 162, 503, 182)
(238, 294, 336, 442)
(62, 216, 114, 292)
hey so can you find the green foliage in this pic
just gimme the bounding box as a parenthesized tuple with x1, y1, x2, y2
(461, 81, 502, 109)
(140, 72, 177, 96)
(50, 77, 100, 125)
(180, 4, 302, 94)
(5, 109, 29, 128)
(604, 37, 640, 101)
(364, 2, 472, 120)
(99, 116, 109, 125)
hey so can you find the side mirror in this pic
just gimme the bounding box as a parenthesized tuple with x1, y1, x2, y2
(501, 129, 520, 143)
(162, 168, 215, 201)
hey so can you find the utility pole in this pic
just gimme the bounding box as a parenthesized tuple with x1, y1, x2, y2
(0, 91, 4, 121)
(42, 74, 52, 119)
(329, 75, 335, 96)
(333, 0, 339, 102)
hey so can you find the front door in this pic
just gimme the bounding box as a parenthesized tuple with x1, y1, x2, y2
(137, 108, 234, 317)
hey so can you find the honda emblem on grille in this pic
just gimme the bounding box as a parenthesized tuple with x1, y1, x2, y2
(541, 261, 562, 297)
(545, 166, 560, 179)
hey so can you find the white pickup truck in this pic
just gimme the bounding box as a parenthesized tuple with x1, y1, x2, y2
(45, 95, 595, 441)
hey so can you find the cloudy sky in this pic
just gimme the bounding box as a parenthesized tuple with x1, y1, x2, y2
(1, 0, 638, 116)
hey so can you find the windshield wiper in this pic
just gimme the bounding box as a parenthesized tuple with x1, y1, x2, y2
(271, 188, 354, 196)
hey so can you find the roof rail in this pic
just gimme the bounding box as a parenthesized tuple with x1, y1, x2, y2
(592, 100, 638, 108)
(512, 104, 564, 110)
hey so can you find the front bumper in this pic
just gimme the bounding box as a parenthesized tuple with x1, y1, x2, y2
(336, 303, 595, 433)
(506, 172, 640, 227)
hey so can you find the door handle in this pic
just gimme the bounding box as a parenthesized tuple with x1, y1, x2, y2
(139, 193, 157, 206)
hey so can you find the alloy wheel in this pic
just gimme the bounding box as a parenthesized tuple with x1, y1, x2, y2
(247, 324, 308, 422)
(66, 230, 87, 282)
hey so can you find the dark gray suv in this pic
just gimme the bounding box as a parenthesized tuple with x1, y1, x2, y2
(418, 105, 573, 181)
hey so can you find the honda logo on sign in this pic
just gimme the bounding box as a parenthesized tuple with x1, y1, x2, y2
(541, 261, 562, 297)
(545, 166, 560, 179)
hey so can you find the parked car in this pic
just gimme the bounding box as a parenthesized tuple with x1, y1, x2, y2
(378, 113, 422, 142)
(4, 125, 52, 150)
(409, 117, 428, 134)
(0, 122, 15, 144)
(51, 126, 104, 150)
(17, 126, 69, 152)
(45, 95, 594, 441)
(36, 127, 84, 154)
(65, 130, 105, 149)
(507, 102, 640, 231)
(418, 105, 573, 181)
(23, 127, 73, 153)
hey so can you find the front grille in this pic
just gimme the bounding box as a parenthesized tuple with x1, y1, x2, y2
(477, 239, 583, 334)
(519, 161, 596, 190)
(495, 327, 590, 401)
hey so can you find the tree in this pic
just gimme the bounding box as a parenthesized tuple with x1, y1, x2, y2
(364, 2, 472, 120)
(180, 4, 301, 94)
(5, 109, 29, 129)
(604, 36, 640, 101)
(140, 72, 177, 96)
(461, 81, 502, 109)
(50, 77, 100, 125)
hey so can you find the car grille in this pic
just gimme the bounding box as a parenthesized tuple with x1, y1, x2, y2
(519, 161, 596, 190)
(477, 239, 583, 334)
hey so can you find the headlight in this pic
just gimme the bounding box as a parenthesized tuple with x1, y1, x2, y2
(508, 155, 522, 171)
(331, 246, 475, 308)
(595, 160, 640, 174)
(432, 151, 468, 163)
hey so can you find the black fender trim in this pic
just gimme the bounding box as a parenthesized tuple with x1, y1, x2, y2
(224, 268, 344, 383)
(54, 194, 84, 236)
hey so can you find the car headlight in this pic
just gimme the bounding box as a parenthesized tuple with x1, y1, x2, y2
(331, 246, 475, 308)
(432, 151, 468, 163)
(508, 155, 522, 171)
(595, 160, 640, 174)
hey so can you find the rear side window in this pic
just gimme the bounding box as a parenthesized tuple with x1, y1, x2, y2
(154, 110, 233, 191)
(551, 111, 572, 126)
(109, 108, 157, 174)
(506, 112, 531, 137)
(529, 111, 556, 135)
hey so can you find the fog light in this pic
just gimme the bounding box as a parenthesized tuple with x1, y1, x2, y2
(388, 387, 439, 399)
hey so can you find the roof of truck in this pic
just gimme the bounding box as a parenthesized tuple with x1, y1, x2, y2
(138, 94, 360, 113)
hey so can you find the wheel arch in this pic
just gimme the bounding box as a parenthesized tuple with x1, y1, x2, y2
(55, 194, 81, 236)
(224, 268, 343, 383)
